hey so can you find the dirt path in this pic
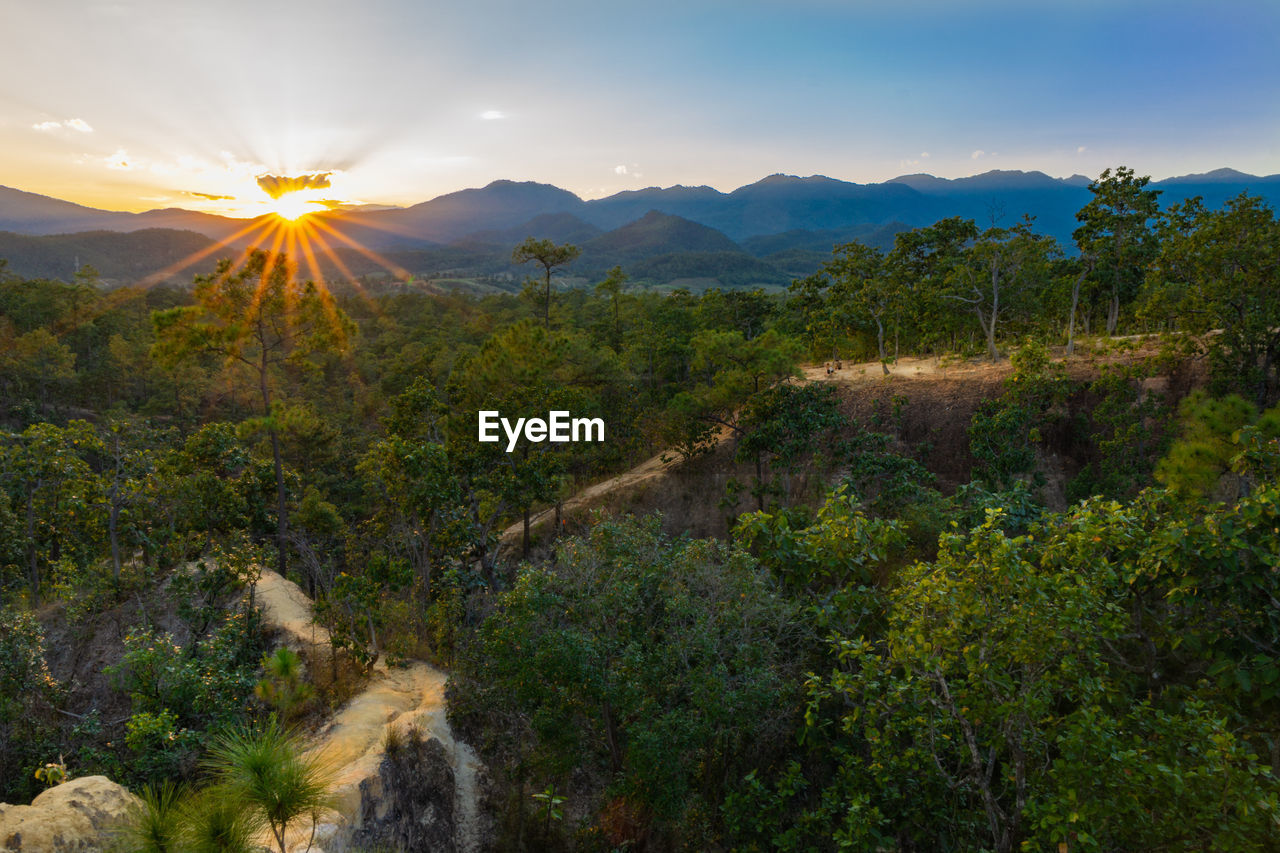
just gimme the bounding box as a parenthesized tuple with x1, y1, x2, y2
(498, 449, 680, 552)
(254, 570, 482, 853)
(496, 356, 976, 551)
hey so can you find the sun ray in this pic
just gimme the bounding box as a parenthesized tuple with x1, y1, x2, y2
(138, 217, 278, 288)
(299, 220, 383, 314)
(306, 209, 426, 243)
(247, 221, 291, 329)
(293, 219, 377, 325)
(306, 217, 413, 280)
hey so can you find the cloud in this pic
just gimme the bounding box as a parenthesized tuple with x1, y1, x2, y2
(186, 191, 234, 201)
(614, 165, 628, 175)
(614, 163, 642, 179)
(480, 110, 505, 120)
(105, 149, 136, 170)
(1077, 145, 1087, 154)
(971, 149, 985, 159)
(33, 118, 94, 133)
(255, 172, 332, 199)
(920, 151, 931, 158)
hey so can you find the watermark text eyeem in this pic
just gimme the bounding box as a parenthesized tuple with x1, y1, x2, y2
(478, 410, 605, 452)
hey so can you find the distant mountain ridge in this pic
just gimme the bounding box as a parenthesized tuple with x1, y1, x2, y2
(4, 167, 1279, 248)
(2, 168, 1279, 289)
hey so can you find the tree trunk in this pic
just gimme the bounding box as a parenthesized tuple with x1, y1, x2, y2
(522, 506, 531, 558)
(109, 492, 122, 583)
(755, 452, 765, 511)
(876, 317, 889, 374)
(271, 428, 287, 577)
(544, 271, 552, 329)
(259, 354, 288, 578)
(1065, 270, 1084, 355)
(26, 487, 38, 606)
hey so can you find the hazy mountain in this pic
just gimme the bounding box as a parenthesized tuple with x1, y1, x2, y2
(584, 185, 728, 231)
(740, 222, 909, 257)
(4, 168, 1280, 289)
(0, 228, 218, 284)
(583, 210, 741, 262)
(457, 212, 603, 249)
(351, 180, 587, 245)
(0, 186, 248, 240)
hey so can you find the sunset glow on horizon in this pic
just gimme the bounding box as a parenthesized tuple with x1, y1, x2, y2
(1, 1, 1277, 217)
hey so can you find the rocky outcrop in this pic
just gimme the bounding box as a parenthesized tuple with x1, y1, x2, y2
(349, 733, 493, 852)
(253, 571, 492, 852)
(0, 776, 136, 852)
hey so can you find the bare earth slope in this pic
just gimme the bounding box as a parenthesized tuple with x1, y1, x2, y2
(254, 570, 484, 853)
(498, 342, 1179, 548)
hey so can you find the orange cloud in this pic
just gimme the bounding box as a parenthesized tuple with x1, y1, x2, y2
(256, 172, 332, 199)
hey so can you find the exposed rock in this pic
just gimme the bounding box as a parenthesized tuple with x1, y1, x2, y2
(253, 571, 493, 852)
(351, 735, 458, 852)
(0, 776, 136, 852)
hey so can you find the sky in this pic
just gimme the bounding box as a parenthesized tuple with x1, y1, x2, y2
(1, 0, 1277, 217)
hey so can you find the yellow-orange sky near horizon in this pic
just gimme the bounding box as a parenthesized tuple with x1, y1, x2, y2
(2, 0, 1278, 217)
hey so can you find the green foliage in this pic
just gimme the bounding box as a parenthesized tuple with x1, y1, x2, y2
(513, 237, 581, 328)
(204, 716, 333, 853)
(254, 647, 315, 722)
(945, 217, 1060, 361)
(178, 787, 265, 853)
(735, 382, 844, 510)
(106, 608, 262, 788)
(452, 515, 800, 842)
(735, 485, 905, 597)
(124, 708, 200, 785)
(0, 419, 104, 601)
(1155, 390, 1280, 500)
(1068, 364, 1171, 501)
(1027, 699, 1279, 851)
(0, 607, 62, 802)
(661, 327, 803, 460)
(968, 339, 1067, 487)
(792, 241, 898, 367)
(118, 781, 185, 853)
(1144, 192, 1280, 404)
(734, 490, 1280, 852)
(1073, 166, 1162, 336)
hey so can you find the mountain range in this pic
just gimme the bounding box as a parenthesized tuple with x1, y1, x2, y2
(2, 168, 1278, 289)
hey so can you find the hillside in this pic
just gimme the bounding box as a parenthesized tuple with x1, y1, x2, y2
(5, 167, 1279, 252)
(500, 340, 1184, 550)
(0, 228, 219, 284)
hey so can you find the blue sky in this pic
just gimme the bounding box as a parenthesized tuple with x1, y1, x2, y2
(1, 0, 1276, 214)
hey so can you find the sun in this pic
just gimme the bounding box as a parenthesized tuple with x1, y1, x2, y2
(271, 194, 317, 221)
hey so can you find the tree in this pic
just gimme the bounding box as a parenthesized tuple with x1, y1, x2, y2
(881, 216, 980, 355)
(735, 383, 845, 510)
(205, 717, 332, 853)
(945, 218, 1058, 361)
(152, 250, 351, 576)
(1072, 166, 1162, 341)
(0, 420, 102, 603)
(513, 237, 581, 329)
(1143, 193, 1280, 405)
(2, 327, 76, 412)
(594, 265, 628, 351)
(800, 242, 898, 373)
(659, 328, 803, 462)
(451, 515, 799, 843)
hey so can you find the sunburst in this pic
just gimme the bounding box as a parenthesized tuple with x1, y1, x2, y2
(271, 194, 319, 221)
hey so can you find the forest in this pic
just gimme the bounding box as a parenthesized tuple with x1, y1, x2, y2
(1, 166, 1279, 851)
